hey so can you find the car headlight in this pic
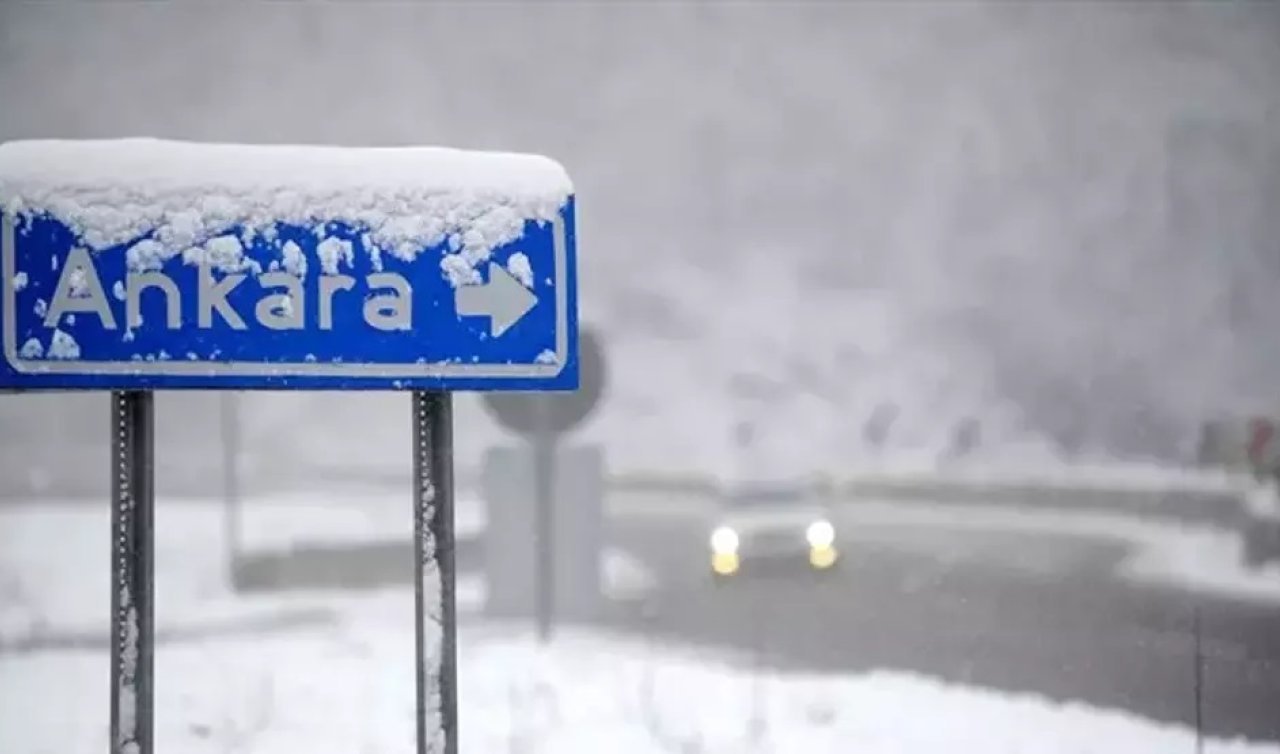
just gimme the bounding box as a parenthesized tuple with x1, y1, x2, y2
(806, 519, 835, 549)
(710, 526, 739, 555)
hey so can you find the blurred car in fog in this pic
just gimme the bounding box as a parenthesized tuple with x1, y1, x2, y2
(707, 476, 839, 580)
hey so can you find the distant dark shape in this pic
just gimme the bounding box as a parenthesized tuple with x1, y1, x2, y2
(727, 371, 787, 403)
(948, 416, 982, 460)
(863, 402, 899, 449)
(482, 326, 607, 438)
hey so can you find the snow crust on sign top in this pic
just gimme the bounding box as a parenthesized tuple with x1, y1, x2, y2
(0, 138, 573, 287)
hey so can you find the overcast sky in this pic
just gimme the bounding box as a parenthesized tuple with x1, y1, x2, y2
(1, 1, 1278, 485)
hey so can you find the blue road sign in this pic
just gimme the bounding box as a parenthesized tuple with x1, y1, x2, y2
(0, 200, 577, 392)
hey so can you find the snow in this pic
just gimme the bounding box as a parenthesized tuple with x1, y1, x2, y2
(11, 271, 27, 291)
(231, 488, 486, 554)
(0, 137, 572, 287)
(0, 493, 650, 754)
(280, 240, 307, 277)
(46, 329, 80, 359)
(112, 280, 126, 300)
(67, 265, 87, 296)
(1243, 480, 1280, 522)
(315, 236, 353, 276)
(125, 238, 175, 272)
(31, 297, 46, 317)
(362, 232, 383, 272)
(2, 605, 1277, 754)
(18, 338, 42, 358)
(0, 493, 651, 644)
(181, 234, 259, 274)
(440, 252, 480, 288)
(2, 493, 1279, 753)
(506, 251, 533, 288)
(118, 603, 139, 746)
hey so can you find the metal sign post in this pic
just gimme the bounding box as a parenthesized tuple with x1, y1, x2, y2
(0, 138, 579, 754)
(413, 391, 457, 754)
(110, 390, 156, 754)
(481, 328, 606, 642)
(219, 392, 243, 583)
(532, 395, 556, 643)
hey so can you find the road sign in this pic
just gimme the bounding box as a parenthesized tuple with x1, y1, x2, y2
(480, 325, 606, 643)
(482, 325, 606, 437)
(0, 139, 578, 392)
(0, 137, 580, 754)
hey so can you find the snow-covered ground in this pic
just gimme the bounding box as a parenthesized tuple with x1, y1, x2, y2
(0, 495, 653, 646)
(3, 496, 1279, 753)
(4, 593, 1279, 754)
(230, 487, 489, 552)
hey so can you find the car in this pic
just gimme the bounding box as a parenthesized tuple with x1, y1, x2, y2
(706, 476, 839, 581)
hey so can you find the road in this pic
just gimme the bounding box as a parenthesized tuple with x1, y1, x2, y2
(596, 498, 1280, 743)
(216, 487, 1280, 742)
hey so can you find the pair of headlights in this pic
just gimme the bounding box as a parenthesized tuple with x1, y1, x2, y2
(709, 519, 835, 554)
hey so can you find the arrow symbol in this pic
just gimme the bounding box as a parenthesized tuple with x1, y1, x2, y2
(455, 262, 538, 337)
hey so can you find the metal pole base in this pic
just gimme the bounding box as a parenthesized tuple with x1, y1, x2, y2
(110, 391, 155, 754)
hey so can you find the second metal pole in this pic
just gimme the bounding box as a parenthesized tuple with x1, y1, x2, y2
(219, 392, 243, 584)
(110, 390, 155, 754)
(413, 391, 457, 754)
(533, 395, 555, 643)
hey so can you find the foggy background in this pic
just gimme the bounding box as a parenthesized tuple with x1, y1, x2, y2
(1, 0, 1279, 496)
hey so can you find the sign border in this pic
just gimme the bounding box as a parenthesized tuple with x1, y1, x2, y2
(2, 209, 571, 381)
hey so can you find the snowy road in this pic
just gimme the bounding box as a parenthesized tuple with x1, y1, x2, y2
(601, 496, 1280, 743)
(3, 491, 1279, 752)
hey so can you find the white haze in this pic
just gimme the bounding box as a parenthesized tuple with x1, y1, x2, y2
(0, 1, 1277, 492)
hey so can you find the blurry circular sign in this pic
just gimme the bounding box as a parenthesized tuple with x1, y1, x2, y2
(482, 327, 607, 438)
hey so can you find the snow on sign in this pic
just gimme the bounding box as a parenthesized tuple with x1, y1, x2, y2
(0, 138, 578, 391)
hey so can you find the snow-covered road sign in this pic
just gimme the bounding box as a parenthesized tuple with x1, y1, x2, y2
(0, 137, 576, 754)
(0, 138, 578, 391)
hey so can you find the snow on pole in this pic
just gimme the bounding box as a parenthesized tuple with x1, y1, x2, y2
(413, 391, 455, 754)
(110, 390, 155, 754)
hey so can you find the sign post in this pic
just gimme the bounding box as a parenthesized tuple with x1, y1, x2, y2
(532, 393, 556, 642)
(219, 392, 243, 584)
(482, 327, 605, 641)
(413, 391, 456, 753)
(110, 390, 155, 754)
(0, 137, 578, 754)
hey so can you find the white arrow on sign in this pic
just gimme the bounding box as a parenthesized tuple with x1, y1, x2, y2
(455, 262, 538, 337)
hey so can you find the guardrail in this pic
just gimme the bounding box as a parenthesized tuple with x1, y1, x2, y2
(834, 464, 1255, 525)
(0, 454, 1262, 528)
(609, 463, 1261, 527)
